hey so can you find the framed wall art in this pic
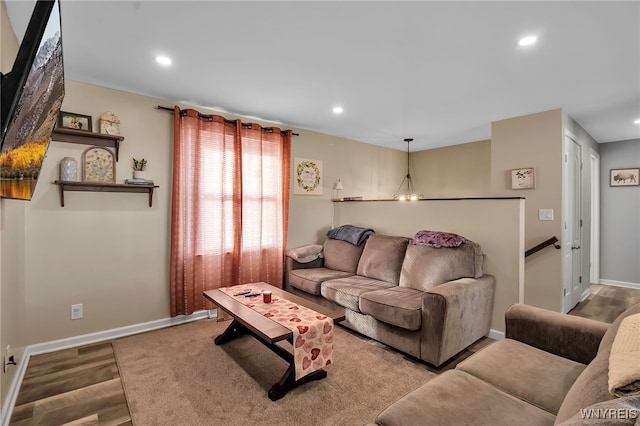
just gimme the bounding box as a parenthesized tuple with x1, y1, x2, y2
(82, 146, 115, 183)
(99, 111, 121, 135)
(57, 111, 92, 132)
(511, 167, 535, 189)
(610, 168, 639, 187)
(294, 158, 323, 195)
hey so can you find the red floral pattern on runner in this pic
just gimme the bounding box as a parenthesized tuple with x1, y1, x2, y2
(220, 285, 334, 380)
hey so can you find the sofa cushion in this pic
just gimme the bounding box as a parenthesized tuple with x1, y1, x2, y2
(356, 235, 409, 284)
(289, 268, 354, 295)
(321, 276, 396, 312)
(374, 370, 556, 426)
(359, 287, 423, 331)
(556, 303, 640, 423)
(399, 241, 483, 291)
(323, 238, 366, 273)
(457, 339, 586, 414)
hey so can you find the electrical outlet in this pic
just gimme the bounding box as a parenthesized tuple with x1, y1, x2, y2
(71, 304, 83, 320)
(3, 345, 16, 373)
(3, 355, 16, 373)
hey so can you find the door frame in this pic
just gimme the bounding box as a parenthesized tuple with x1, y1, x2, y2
(589, 149, 600, 296)
(562, 131, 584, 313)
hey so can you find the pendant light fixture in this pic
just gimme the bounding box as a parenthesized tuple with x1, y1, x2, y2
(393, 138, 422, 201)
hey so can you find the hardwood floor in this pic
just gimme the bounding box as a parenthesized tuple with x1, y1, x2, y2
(9, 284, 640, 424)
(9, 342, 131, 425)
(568, 283, 640, 323)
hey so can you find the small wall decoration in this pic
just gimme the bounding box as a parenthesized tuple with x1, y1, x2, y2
(82, 146, 115, 183)
(294, 158, 323, 195)
(610, 168, 639, 187)
(99, 111, 121, 135)
(511, 167, 536, 189)
(58, 111, 92, 131)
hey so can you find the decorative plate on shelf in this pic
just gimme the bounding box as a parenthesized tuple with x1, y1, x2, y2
(82, 146, 115, 183)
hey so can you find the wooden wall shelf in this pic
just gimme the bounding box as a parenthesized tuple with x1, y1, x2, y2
(54, 181, 159, 207)
(52, 128, 125, 161)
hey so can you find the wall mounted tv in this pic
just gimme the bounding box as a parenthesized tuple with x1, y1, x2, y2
(0, 0, 64, 201)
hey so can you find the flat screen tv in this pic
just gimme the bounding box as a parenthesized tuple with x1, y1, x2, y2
(0, 0, 64, 200)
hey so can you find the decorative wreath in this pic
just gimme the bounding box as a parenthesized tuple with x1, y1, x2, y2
(296, 161, 321, 192)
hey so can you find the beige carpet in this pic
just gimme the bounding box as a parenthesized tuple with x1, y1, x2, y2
(113, 319, 435, 425)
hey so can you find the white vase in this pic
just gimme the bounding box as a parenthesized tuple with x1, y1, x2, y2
(133, 170, 146, 179)
(60, 157, 78, 181)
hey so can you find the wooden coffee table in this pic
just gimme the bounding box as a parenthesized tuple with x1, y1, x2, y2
(203, 282, 345, 401)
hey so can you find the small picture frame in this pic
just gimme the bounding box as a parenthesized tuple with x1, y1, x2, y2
(610, 168, 639, 187)
(58, 111, 92, 132)
(511, 167, 535, 189)
(99, 111, 121, 135)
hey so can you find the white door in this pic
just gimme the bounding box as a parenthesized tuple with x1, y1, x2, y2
(563, 135, 583, 312)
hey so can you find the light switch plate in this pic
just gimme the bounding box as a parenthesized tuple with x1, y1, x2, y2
(539, 209, 554, 221)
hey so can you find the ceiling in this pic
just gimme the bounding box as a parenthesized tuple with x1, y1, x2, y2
(5, 1, 640, 152)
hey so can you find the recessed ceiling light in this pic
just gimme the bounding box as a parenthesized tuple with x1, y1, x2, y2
(518, 35, 538, 47)
(634, 118, 640, 124)
(155, 56, 172, 65)
(332, 106, 343, 114)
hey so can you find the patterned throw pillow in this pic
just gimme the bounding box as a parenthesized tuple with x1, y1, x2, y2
(413, 230, 467, 248)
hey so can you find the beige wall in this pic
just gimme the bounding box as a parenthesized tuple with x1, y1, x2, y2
(411, 140, 491, 197)
(1, 0, 17, 71)
(22, 81, 175, 344)
(1, 0, 26, 407)
(490, 109, 564, 311)
(334, 199, 524, 332)
(288, 133, 406, 248)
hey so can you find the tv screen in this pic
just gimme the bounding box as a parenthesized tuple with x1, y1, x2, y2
(0, 0, 64, 200)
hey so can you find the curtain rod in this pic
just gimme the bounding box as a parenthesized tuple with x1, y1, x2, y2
(157, 105, 299, 136)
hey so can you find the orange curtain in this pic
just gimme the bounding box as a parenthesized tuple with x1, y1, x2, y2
(170, 107, 291, 316)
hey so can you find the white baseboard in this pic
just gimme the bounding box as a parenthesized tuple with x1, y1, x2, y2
(581, 288, 590, 302)
(1, 309, 215, 426)
(487, 329, 504, 340)
(599, 279, 640, 291)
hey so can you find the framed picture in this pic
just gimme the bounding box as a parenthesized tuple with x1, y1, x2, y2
(511, 167, 535, 189)
(294, 158, 323, 195)
(610, 168, 639, 187)
(58, 111, 92, 132)
(99, 111, 121, 135)
(82, 146, 115, 182)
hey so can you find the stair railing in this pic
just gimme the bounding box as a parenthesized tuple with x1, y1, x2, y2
(525, 236, 561, 258)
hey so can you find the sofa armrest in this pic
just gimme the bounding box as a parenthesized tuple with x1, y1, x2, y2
(505, 303, 609, 364)
(420, 275, 496, 366)
(283, 256, 324, 290)
(284, 256, 324, 271)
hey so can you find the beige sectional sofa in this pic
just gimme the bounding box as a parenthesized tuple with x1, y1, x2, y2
(284, 233, 496, 366)
(369, 302, 640, 426)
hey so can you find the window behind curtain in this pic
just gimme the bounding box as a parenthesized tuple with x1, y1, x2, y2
(170, 108, 291, 317)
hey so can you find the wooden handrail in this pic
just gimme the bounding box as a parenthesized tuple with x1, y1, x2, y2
(525, 236, 561, 258)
